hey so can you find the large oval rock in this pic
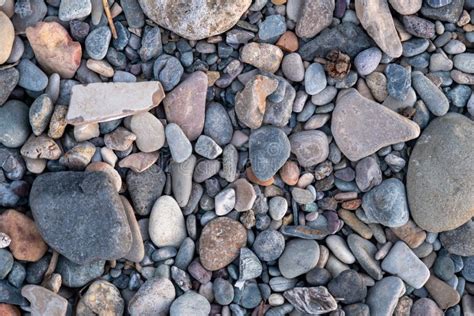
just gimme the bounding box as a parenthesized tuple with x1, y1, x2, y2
(138, 0, 252, 40)
(29, 171, 132, 264)
(128, 277, 175, 316)
(149, 196, 187, 248)
(407, 113, 474, 232)
(199, 217, 247, 271)
(0, 100, 30, 148)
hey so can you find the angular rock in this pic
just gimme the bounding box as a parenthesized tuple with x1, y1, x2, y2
(284, 287, 338, 315)
(138, 0, 252, 40)
(163, 71, 207, 141)
(21, 285, 68, 316)
(149, 196, 186, 248)
(25, 22, 81, 78)
(126, 164, 165, 216)
(296, 0, 335, 39)
(239, 247, 263, 281)
(332, 89, 420, 161)
(290, 130, 329, 167)
(67, 81, 165, 125)
(355, 0, 402, 58)
(29, 171, 132, 264)
(128, 277, 175, 316)
(0, 68, 19, 106)
(241, 43, 284, 73)
(407, 113, 474, 232)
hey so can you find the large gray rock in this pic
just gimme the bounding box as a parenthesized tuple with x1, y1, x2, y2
(407, 113, 474, 233)
(138, 0, 252, 40)
(30, 171, 132, 264)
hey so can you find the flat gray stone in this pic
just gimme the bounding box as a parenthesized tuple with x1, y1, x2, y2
(278, 239, 320, 279)
(128, 277, 175, 316)
(0, 100, 30, 148)
(56, 256, 105, 288)
(440, 220, 474, 256)
(366, 277, 405, 316)
(411, 71, 449, 116)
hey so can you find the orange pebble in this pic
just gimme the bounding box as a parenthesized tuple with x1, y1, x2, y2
(280, 161, 300, 186)
(246, 167, 274, 186)
(276, 31, 299, 53)
(0, 304, 21, 316)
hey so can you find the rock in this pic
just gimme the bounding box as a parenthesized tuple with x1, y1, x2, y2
(276, 31, 299, 52)
(26, 22, 81, 78)
(163, 71, 207, 141)
(249, 126, 290, 181)
(199, 217, 247, 271)
(0, 209, 47, 262)
(381, 241, 430, 288)
(411, 71, 449, 116)
(153, 54, 183, 91)
(411, 298, 443, 316)
(17, 59, 48, 92)
(85, 26, 111, 60)
(0, 304, 20, 316)
(289, 130, 329, 167)
(235, 75, 278, 129)
(58, 0, 91, 21)
(258, 15, 286, 43)
(332, 89, 420, 161)
(0, 68, 18, 106)
(421, 0, 464, 23)
(0, 100, 30, 148)
(59, 142, 96, 170)
(388, 0, 422, 14)
(193, 159, 220, 183)
(80, 280, 124, 315)
(355, 157, 382, 192)
(48, 105, 68, 139)
(284, 287, 338, 314)
(453, 53, 474, 74)
(139, 26, 162, 62)
(282, 53, 305, 82)
(0, 279, 26, 305)
(215, 188, 235, 216)
(361, 178, 409, 227)
(402, 15, 435, 39)
(165, 123, 192, 163)
(0, 249, 13, 279)
(440, 220, 474, 256)
(279, 239, 320, 278)
(169, 291, 211, 316)
(204, 102, 233, 146)
(21, 285, 68, 316)
(128, 277, 175, 316)
(29, 94, 53, 136)
(56, 256, 105, 288)
(120, 196, 145, 262)
(125, 112, 164, 152)
(0, 232, 11, 249)
(213, 278, 234, 305)
(241, 43, 284, 73)
(11, 0, 47, 33)
(385, 64, 410, 101)
(230, 178, 257, 212)
(328, 270, 367, 304)
(366, 277, 405, 316)
(347, 234, 382, 280)
(126, 164, 165, 216)
(263, 78, 296, 127)
(149, 196, 186, 248)
(118, 151, 159, 172)
(21, 135, 61, 160)
(30, 171, 132, 264)
(66, 81, 165, 125)
(424, 275, 460, 309)
(170, 155, 195, 207)
(305, 63, 327, 95)
(391, 220, 426, 249)
(296, 0, 335, 38)
(195, 135, 222, 159)
(253, 229, 285, 262)
(0, 12, 13, 64)
(355, 0, 402, 58)
(239, 247, 263, 281)
(354, 47, 382, 76)
(138, 0, 251, 40)
(325, 235, 355, 264)
(407, 113, 474, 232)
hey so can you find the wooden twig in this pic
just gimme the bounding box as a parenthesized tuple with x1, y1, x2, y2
(102, 0, 118, 39)
(43, 250, 59, 280)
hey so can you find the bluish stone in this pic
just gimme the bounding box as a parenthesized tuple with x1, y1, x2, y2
(305, 63, 327, 95)
(0, 279, 26, 305)
(385, 64, 411, 101)
(204, 102, 233, 146)
(17, 59, 48, 92)
(139, 26, 162, 62)
(112, 22, 130, 51)
(433, 255, 455, 281)
(258, 15, 287, 43)
(0, 249, 13, 279)
(86, 26, 112, 60)
(239, 280, 262, 309)
(7, 262, 25, 288)
(407, 52, 430, 69)
(447, 85, 471, 107)
(402, 38, 429, 57)
(462, 256, 474, 282)
(213, 278, 234, 305)
(180, 51, 194, 67)
(56, 256, 105, 287)
(153, 54, 184, 91)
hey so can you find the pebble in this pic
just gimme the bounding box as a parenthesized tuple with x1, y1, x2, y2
(0, 11, 13, 64)
(56, 256, 105, 287)
(0, 249, 13, 279)
(0, 68, 19, 106)
(149, 196, 186, 248)
(278, 239, 320, 278)
(326, 235, 355, 264)
(440, 220, 474, 256)
(385, 64, 410, 101)
(421, 0, 464, 23)
(30, 171, 132, 264)
(163, 71, 207, 141)
(354, 47, 382, 76)
(241, 43, 283, 73)
(195, 135, 222, 159)
(402, 15, 435, 38)
(128, 277, 175, 316)
(283, 287, 337, 314)
(215, 188, 235, 216)
(253, 229, 285, 262)
(453, 53, 474, 73)
(347, 234, 382, 280)
(230, 178, 257, 212)
(213, 278, 234, 305)
(258, 15, 286, 43)
(269, 196, 288, 220)
(170, 155, 195, 207)
(125, 112, 164, 152)
(366, 277, 405, 316)
(169, 291, 211, 316)
(388, 0, 422, 14)
(328, 270, 367, 304)
(424, 275, 460, 309)
(79, 280, 124, 315)
(305, 63, 327, 95)
(21, 285, 68, 316)
(462, 256, 474, 282)
(239, 247, 263, 281)
(17, 59, 48, 91)
(85, 26, 111, 60)
(281, 53, 305, 82)
(296, 0, 334, 38)
(0, 100, 30, 148)
(407, 113, 474, 232)
(58, 0, 91, 21)
(166, 123, 193, 163)
(411, 298, 443, 316)
(332, 89, 420, 161)
(153, 54, 184, 91)
(391, 220, 426, 249)
(204, 102, 233, 146)
(29, 94, 53, 136)
(290, 130, 329, 167)
(139, 26, 162, 62)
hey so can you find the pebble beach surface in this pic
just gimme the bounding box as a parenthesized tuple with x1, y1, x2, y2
(0, 0, 474, 315)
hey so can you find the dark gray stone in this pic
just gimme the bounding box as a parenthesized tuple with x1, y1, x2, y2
(56, 256, 105, 287)
(0, 279, 26, 305)
(385, 64, 411, 101)
(153, 54, 184, 91)
(328, 270, 367, 304)
(366, 277, 405, 316)
(0, 100, 30, 149)
(421, 0, 464, 23)
(252, 229, 285, 262)
(0, 67, 19, 106)
(213, 278, 234, 305)
(0, 249, 13, 279)
(30, 171, 132, 264)
(121, 0, 145, 28)
(204, 102, 233, 146)
(17, 59, 48, 92)
(440, 221, 474, 256)
(85, 26, 112, 60)
(139, 26, 162, 62)
(26, 254, 51, 284)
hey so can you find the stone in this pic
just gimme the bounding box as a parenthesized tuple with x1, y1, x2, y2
(0, 279, 25, 305)
(74, 123, 99, 142)
(333, 89, 419, 161)
(411, 298, 443, 316)
(125, 112, 164, 152)
(278, 239, 320, 278)
(289, 131, 329, 167)
(66, 81, 165, 125)
(424, 275, 460, 309)
(276, 31, 299, 52)
(325, 235, 355, 264)
(253, 229, 285, 262)
(11, 0, 47, 33)
(355, 0, 402, 58)
(463, 256, 474, 282)
(120, 196, 145, 262)
(169, 291, 211, 316)
(296, 0, 335, 38)
(0, 233, 11, 249)
(230, 178, 257, 212)
(407, 113, 474, 232)
(80, 280, 124, 315)
(0, 68, 18, 106)
(0, 12, 13, 64)
(59, 142, 96, 170)
(355, 157, 382, 192)
(305, 63, 327, 95)
(402, 15, 435, 39)
(440, 220, 474, 256)
(26, 22, 81, 78)
(139, 26, 162, 62)
(281, 53, 305, 82)
(366, 277, 405, 316)
(421, 0, 464, 23)
(21, 285, 68, 316)
(239, 247, 263, 281)
(204, 102, 233, 146)
(328, 270, 367, 304)
(213, 278, 234, 305)
(17, 59, 48, 92)
(0, 304, 20, 316)
(0, 100, 30, 148)
(29, 94, 53, 136)
(138, 0, 251, 40)
(235, 75, 278, 129)
(388, 0, 422, 14)
(249, 126, 290, 181)
(354, 47, 382, 76)
(199, 217, 247, 271)
(149, 196, 186, 248)
(195, 135, 222, 159)
(163, 71, 207, 141)
(56, 256, 105, 288)
(284, 287, 338, 314)
(165, 123, 192, 163)
(263, 79, 295, 127)
(85, 26, 111, 60)
(0, 210, 47, 262)
(258, 15, 286, 43)
(381, 241, 430, 288)
(153, 54, 183, 91)
(215, 188, 235, 216)
(128, 277, 175, 316)
(126, 164, 165, 216)
(453, 53, 474, 74)
(411, 71, 449, 116)
(361, 178, 409, 227)
(391, 220, 426, 249)
(48, 105, 68, 139)
(171, 155, 195, 207)
(58, 0, 91, 21)
(385, 64, 410, 101)
(241, 43, 284, 73)
(0, 249, 12, 279)
(347, 234, 382, 280)
(86, 59, 114, 77)
(21, 135, 61, 160)
(30, 171, 132, 264)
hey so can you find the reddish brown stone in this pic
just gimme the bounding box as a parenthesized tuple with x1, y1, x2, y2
(199, 217, 247, 271)
(25, 22, 81, 79)
(0, 304, 21, 316)
(391, 220, 426, 249)
(0, 209, 48, 262)
(280, 160, 300, 186)
(246, 167, 274, 186)
(341, 199, 362, 210)
(276, 31, 299, 52)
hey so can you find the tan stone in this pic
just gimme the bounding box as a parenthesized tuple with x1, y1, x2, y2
(338, 209, 373, 239)
(280, 160, 300, 186)
(120, 196, 145, 262)
(425, 275, 460, 309)
(24, 157, 47, 174)
(104, 127, 136, 151)
(125, 112, 165, 153)
(391, 220, 426, 249)
(241, 43, 283, 73)
(81, 280, 124, 315)
(22, 285, 68, 316)
(74, 123, 100, 142)
(0, 12, 14, 64)
(388, 0, 422, 15)
(0, 0, 15, 17)
(230, 178, 257, 212)
(59, 142, 96, 170)
(66, 82, 165, 125)
(48, 105, 68, 139)
(21, 135, 62, 160)
(26, 22, 82, 78)
(118, 151, 159, 173)
(86, 59, 114, 77)
(0, 209, 48, 262)
(296, 0, 335, 39)
(366, 72, 388, 102)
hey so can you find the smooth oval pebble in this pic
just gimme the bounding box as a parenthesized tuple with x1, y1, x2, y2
(149, 196, 187, 248)
(126, 112, 165, 153)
